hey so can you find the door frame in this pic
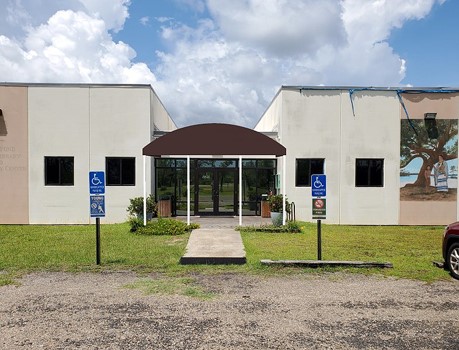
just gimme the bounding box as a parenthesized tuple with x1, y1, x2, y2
(195, 168, 237, 216)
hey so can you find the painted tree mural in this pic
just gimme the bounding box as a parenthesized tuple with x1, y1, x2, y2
(400, 119, 458, 187)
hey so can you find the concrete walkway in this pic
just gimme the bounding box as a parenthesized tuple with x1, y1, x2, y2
(180, 228, 247, 265)
(177, 216, 271, 265)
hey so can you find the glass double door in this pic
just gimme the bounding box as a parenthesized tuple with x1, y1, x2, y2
(197, 169, 236, 215)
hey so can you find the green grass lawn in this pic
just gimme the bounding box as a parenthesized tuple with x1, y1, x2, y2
(0, 222, 451, 285)
(243, 223, 447, 282)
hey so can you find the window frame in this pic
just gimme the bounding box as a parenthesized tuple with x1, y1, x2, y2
(355, 158, 384, 187)
(44, 156, 74, 186)
(105, 157, 136, 186)
(295, 158, 325, 187)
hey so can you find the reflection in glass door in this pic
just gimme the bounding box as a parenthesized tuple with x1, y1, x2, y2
(218, 170, 235, 214)
(197, 171, 214, 214)
(197, 169, 236, 215)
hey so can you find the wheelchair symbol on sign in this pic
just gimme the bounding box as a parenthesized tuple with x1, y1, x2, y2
(91, 173, 102, 186)
(313, 176, 324, 188)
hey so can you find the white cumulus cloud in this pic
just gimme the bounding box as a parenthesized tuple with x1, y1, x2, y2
(0, 0, 155, 84)
(154, 0, 444, 126)
(0, 0, 447, 127)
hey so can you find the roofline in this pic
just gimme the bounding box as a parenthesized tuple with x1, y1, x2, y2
(253, 85, 284, 129)
(0, 82, 178, 129)
(0, 82, 153, 89)
(255, 84, 459, 129)
(280, 85, 459, 92)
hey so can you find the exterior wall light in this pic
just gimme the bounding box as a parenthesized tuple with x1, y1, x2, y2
(424, 112, 438, 139)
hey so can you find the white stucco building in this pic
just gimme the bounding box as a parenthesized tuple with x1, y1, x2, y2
(1, 83, 458, 225)
(256, 86, 459, 225)
(0, 83, 176, 224)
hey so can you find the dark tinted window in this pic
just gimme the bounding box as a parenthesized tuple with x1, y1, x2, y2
(356, 159, 384, 187)
(296, 159, 325, 186)
(45, 157, 74, 186)
(106, 157, 135, 186)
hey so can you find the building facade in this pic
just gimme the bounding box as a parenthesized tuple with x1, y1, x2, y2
(255, 86, 459, 225)
(0, 83, 176, 224)
(1, 83, 458, 225)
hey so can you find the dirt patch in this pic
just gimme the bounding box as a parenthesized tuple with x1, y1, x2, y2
(400, 185, 457, 201)
(1, 272, 458, 349)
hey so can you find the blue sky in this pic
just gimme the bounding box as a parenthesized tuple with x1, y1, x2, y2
(389, 0, 459, 86)
(0, 0, 457, 127)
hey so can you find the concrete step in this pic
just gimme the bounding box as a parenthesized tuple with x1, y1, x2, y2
(180, 229, 246, 265)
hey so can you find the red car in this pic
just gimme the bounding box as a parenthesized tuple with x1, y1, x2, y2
(443, 222, 459, 280)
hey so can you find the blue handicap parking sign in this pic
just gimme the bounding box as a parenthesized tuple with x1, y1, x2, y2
(89, 171, 105, 194)
(311, 174, 326, 197)
(90, 195, 105, 218)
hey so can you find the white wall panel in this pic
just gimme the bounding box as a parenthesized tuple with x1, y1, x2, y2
(339, 91, 400, 224)
(89, 87, 152, 223)
(29, 87, 90, 224)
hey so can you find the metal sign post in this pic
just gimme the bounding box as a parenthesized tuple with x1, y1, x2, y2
(312, 174, 326, 261)
(96, 218, 101, 265)
(318, 219, 322, 260)
(89, 172, 105, 265)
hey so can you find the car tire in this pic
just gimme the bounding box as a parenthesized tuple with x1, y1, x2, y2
(446, 243, 459, 280)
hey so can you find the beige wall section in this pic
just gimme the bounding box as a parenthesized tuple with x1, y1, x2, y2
(89, 86, 153, 223)
(401, 93, 459, 119)
(0, 86, 29, 223)
(400, 201, 456, 225)
(28, 87, 90, 224)
(339, 91, 400, 224)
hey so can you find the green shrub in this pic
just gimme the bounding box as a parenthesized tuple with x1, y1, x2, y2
(135, 218, 200, 236)
(128, 216, 144, 232)
(268, 194, 291, 213)
(185, 223, 200, 232)
(127, 195, 157, 218)
(237, 221, 301, 233)
(286, 220, 301, 232)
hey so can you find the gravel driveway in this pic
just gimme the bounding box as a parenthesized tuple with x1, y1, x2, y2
(1, 271, 458, 349)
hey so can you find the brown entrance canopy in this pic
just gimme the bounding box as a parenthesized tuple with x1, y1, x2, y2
(143, 123, 286, 156)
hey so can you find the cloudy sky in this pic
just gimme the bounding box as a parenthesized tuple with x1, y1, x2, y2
(0, 0, 457, 127)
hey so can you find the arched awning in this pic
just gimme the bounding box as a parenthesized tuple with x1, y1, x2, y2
(143, 123, 286, 156)
(141, 123, 287, 227)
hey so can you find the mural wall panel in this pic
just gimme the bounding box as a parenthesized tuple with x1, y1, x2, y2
(0, 86, 29, 223)
(400, 93, 459, 225)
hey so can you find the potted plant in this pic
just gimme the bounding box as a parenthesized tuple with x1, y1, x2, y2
(127, 194, 157, 220)
(268, 194, 289, 226)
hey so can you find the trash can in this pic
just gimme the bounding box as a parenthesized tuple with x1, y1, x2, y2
(158, 195, 172, 217)
(261, 194, 271, 218)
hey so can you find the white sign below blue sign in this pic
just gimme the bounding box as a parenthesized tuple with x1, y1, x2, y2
(90, 195, 105, 218)
(89, 171, 105, 194)
(311, 174, 326, 197)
